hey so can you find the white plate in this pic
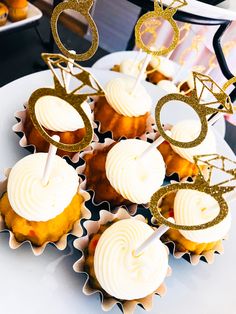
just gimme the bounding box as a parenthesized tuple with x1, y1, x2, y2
(0, 3, 42, 33)
(0, 69, 235, 314)
(92, 50, 180, 74)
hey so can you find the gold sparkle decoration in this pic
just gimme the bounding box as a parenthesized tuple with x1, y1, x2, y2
(51, 0, 98, 61)
(222, 76, 236, 92)
(28, 53, 105, 152)
(155, 71, 233, 148)
(150, 154, 236, 231)
(135, 0, 188, 56)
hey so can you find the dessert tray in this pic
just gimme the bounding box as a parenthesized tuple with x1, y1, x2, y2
(0, 2, 42, 33)
(0, 68, 236, 314)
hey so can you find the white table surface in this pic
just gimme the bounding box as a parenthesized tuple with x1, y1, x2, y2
(0, 69, 235, 314)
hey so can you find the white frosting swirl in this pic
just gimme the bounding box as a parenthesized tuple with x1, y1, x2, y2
(158, 80, 179, 93)
(105, 78, 152, 117)
(7, 153, 79, 222)
(174, 190, 231, 243)
(120, 59, 147, 80)
(94, 219, 169, 300)
(170, 120, 217, 163)
(35, 96, 91, 132)
(150, 56, 176, 78)
(106, 139, 165, 204)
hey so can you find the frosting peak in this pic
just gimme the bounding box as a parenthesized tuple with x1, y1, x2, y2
(7, 153, 79, 221)
(105, 139, 165, 204)
(150, 56, 176, 78)
(120, 58, 147, 80)
(170, 119, 217, 163)
(174, 190, 231, 243)
(105, 77, 152, 117)
(35, 96, 91, 132)
(94, 219, 169, 300)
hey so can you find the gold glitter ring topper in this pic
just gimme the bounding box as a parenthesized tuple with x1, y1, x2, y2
(150, 154, 236, 231)
(28, 53, 105, 152)
(156, 72, 233, 148)
(135, 0, 188, 56)
(51, 0, 98, 61)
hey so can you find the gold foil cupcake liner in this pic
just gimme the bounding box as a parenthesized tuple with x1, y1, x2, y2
(90, 98, 155, 141)
(0, 168, 91, 256)
(77, 138, 151, 215)
(12, 101, 98, 164)
(73, 207, 171, 314)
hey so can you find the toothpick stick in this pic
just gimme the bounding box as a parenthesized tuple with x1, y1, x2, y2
(42, 135, 60, 186)
(131, 53, 152, 95)
(134, 217, 175, 256)
(138, 130, 172, 160)
(64, 50, 76, 93)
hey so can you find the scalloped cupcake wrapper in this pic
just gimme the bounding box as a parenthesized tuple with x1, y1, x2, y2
(150, 211, 224, 266)
(77, 138, 151, 215)
(73, 208, 171, 314)
(12, 101, 98, 164)
(0, 169, 91, 256)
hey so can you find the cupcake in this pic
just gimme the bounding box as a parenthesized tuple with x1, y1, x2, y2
(158, 119, 217, 179)
(146, 56, 177, 85)
(0, 153, 90, 253)
(111, 58, 147, 80)
(16, 97, 93, 160)
(79, 138, 165, 208)
(0, 2, 8, 26)
(4, 0, 28, 21)
(73, 209, 170, 313)
(157, 189, 230, 263)
(93, 77, 153, 140)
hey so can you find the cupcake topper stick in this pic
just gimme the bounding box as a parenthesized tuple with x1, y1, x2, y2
(64, 50, 76, 93)
(131, 53, 152, 95)
(138, 130, 172, 160)
(42, 135, 60, 186)
(134, 217, 175, 256)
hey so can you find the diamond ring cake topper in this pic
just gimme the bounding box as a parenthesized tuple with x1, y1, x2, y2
(28, 53, 105, 152)
(150, 154, 236, 231)
(155, 72, 233, 149)
(135, 0, 188, 57)
(51, 0, 98, 61)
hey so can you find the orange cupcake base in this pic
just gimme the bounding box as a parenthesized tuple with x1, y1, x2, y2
(24, 109, 86, 158)
(94, 96, 150, 140)
(83, 143, 131, 207)
(0, 192, 83, 247)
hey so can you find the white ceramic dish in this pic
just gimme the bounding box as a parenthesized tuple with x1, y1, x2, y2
(0, 3, 42, 33)
(0, 69, 235, 314)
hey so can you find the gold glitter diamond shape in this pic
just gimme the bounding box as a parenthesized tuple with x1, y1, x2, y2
(28, 53, 105, 153)
(193, 72, 233, 114)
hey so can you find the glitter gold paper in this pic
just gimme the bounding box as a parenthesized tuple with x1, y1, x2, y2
(28, 53, 105, 152)
(155, 72, 233, 148)
(150, 154, 236, 231)
(51, 0, 98, 61)
(222, 76, 236, 92)
(135, 0, 188, 56)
